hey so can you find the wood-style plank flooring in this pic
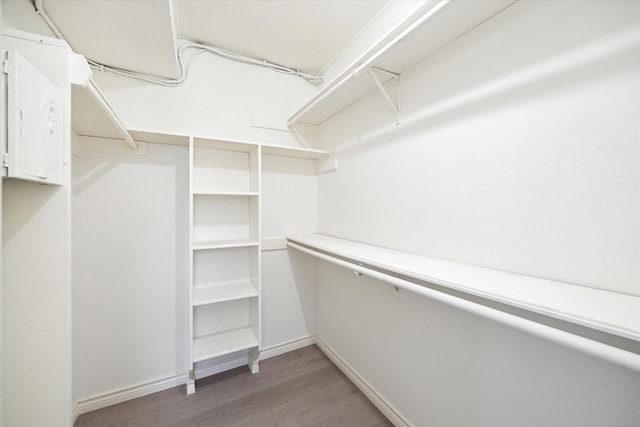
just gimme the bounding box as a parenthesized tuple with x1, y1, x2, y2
(75, 345, 393, 427)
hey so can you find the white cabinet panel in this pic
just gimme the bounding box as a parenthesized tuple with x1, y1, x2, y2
(6, 50, 64, 185)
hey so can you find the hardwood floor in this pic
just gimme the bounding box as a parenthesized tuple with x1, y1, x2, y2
(75, 345, 393, 427)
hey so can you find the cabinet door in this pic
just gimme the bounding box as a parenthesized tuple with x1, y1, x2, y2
(6, 50, 64, 185)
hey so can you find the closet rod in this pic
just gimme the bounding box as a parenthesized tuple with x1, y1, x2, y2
(287, 241, 640, 373)
(85, 79, 139, 150)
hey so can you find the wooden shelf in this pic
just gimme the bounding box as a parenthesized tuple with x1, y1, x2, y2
(193, 238, 259, 251)
(193, 281, 258, 306)
(289, 1, 516, 126)
(193, 328, 259, 363)
(193, 191, 259, 197)
(287, 234, 640, 343)
(261, 144, 330, 159)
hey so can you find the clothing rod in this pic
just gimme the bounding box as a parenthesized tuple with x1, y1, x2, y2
(287, 241, 640, 373)
(85, 80, 139, 150)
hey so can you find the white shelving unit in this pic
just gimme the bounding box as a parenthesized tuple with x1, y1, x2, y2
(187, 137, 262, 394)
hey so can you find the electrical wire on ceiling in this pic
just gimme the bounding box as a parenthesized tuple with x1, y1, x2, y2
(86, 41, 324, 86)
(33, 0, 323, 85)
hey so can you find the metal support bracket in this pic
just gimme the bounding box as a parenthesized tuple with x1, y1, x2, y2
(368, 67, 400, 125)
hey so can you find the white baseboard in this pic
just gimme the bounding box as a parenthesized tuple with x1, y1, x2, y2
(72, 401, 80, 424)
(260, 335, 316, 360)
(71, 336, 316, 420)
(74, 372, 187, 418)
(314, 336, 410, 427)
(72, 335, 404, 426)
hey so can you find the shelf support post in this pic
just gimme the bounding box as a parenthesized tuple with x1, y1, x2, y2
(368, 67, 400, 125)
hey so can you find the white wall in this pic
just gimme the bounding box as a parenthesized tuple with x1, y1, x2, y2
(318, 0, 640, 296)
(317, 262, 640, 426)
(315, 1, 640, 425)
(261, 155, 318, 349)
(93, 51, 317, 148)
(72, 60, 320, 402)
(2, 32, 73, 426)
(72, 138, 189, 401)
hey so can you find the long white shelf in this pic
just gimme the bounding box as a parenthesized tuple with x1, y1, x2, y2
(193, 238, 259, 251)
(289, 0, 517, 125)
(287, 234, 640, 343)
(192, 328, 258, 363)
(193, 191, 259, 197)
(193, 281, 258, 306)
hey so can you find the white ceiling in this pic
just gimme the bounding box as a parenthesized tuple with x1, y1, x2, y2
(32, 0, 389, 80)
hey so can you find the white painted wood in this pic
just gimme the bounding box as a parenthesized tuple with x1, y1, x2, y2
(192, 328, 259, 363)
(261, 144, 329, 159)
(193, 350, 251, 380)
(74, 372, 187, 417)
(2, 30, 73, 427)
(189, 137, 262, 391)
(193, 194, 258, 243)
(259, 336, 316, 361)
(78, 135, 148, 155)
(290, 1, 516, 125)
(128, 130, 189, 146)
(289, 234, 640, 343)
(193, 281, 258, 306)
(192, 238, 259, 251)
(6, 49, 64, 184)
(316, 153, 338, 174)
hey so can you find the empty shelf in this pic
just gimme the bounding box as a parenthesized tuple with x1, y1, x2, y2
(193, 281, 258, 306)
(193, 191, 259, 197)
(193, 328, 258, 362)
(193, 239, 259, 251)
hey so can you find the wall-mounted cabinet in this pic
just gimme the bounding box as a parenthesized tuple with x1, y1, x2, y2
(3, 49, 64, 185)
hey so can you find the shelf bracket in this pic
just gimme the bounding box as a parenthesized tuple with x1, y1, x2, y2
(288, 122, 312, 149)
(368, 67, 400, 125)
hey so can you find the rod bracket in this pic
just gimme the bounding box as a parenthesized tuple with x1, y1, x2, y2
(368, 67, 400, 125)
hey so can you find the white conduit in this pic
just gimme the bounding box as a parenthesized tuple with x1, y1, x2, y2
(287, 241, 640, 373)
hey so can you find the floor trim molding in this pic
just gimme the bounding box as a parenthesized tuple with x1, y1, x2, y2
(315, 336, 410, 427)
(260, 335, 316, 360)
(72, 335, 406, 426)
(74, 372, 187, 418)
(72, 336, 317, 420)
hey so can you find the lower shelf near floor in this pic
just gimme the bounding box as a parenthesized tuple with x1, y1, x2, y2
(193, 327, 259, 363)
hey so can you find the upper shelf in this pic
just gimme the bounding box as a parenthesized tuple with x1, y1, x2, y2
(289, 0, 517, 126)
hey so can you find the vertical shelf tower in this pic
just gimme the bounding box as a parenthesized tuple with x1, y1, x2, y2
(187, 137, 261, 394)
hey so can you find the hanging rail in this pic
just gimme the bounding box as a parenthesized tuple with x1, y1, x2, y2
(287, 240, 640, 373)
(84, 80, 139, 150)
